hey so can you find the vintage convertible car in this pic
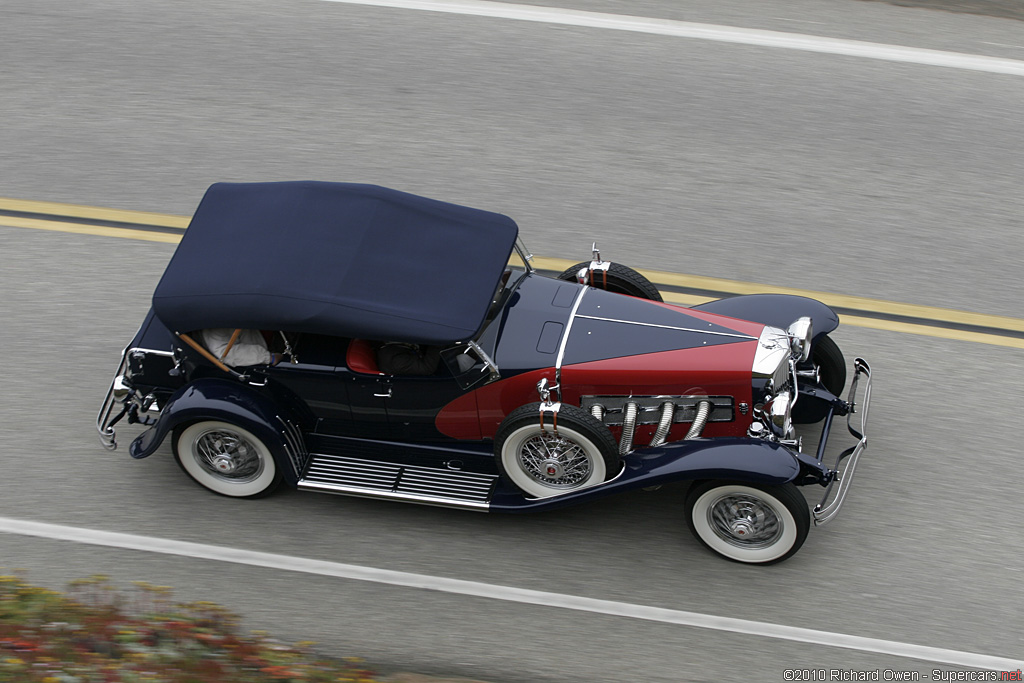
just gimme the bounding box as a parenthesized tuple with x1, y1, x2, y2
(97, 181, 872, 564)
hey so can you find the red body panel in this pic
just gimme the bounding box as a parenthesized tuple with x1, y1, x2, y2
(651, 303, 766, 338)
(560, 341, 758, 439)
(436, 287, 768, 444)
(435, 367, 554, 440)
(437, 339, 759, 441)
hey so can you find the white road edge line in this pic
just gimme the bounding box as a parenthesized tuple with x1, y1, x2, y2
(320, 0, 1024, 77)
(2, 516, 1022, 671)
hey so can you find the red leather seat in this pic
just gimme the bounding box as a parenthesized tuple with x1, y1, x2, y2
(346, 339, 381, 375)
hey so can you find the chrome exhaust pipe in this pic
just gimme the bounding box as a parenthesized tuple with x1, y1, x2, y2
(619, 401, 638, 455)
(648, 401, 676, 448)
(685, 401, 712, 440)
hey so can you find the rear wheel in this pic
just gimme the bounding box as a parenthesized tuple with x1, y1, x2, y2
(173, 420, 282, 498)
(495, 403, 620, 498)
(557, 261, 663, 302)
(685, 480, 810, 564)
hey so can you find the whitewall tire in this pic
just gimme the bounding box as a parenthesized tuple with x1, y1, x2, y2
(174, 420, 282, 498)
(685, 481, 810, 564)
(494, 403, 620, 499)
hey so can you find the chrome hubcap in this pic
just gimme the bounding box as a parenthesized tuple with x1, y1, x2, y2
(541, 459, 566, 478)
(518, 431, 591, 489)
(729, 519, 756, 538)
(193, 430, 263, 482)
(707, 493, 782, 548)
(211, 454, 237, 473)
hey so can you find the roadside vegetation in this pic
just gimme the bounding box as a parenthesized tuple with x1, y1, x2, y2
(0, 572, 379, 683)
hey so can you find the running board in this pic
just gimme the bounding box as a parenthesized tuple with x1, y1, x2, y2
(297, 453, 498, 511)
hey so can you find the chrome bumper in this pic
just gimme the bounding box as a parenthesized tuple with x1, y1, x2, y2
(97, 353, 129, 450)
(96, 349, 164, 450)
(813, 358, 872, 526)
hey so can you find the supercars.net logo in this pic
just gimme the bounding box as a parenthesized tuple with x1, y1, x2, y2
(784, 670, 1023, 681)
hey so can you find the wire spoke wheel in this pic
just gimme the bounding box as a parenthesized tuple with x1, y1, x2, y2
(495, 403, 620, 499)
(174, 420, 281, 498)
(517, 431, 593, 488)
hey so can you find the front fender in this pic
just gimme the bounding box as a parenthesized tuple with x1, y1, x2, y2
(690, 294, 839, 342)
(128, 379, 306, 484)
(491, 438, 807, 512)
(632, 437, 802, 485)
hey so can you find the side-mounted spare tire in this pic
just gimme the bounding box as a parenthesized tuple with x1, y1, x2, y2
(557, 261, 663, 302)
(494, 403, 621, 498)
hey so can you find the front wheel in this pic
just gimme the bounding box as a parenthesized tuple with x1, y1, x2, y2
(494, 403, 620, 498)
(794, 334, 847, 424)
(685, 480, 810, 564)
(556, 261, 663, 302)
(813, 335, 846, 397)
(173, 420, 282, 498)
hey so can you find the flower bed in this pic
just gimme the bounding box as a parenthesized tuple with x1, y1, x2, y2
(0, 573, 379, 682)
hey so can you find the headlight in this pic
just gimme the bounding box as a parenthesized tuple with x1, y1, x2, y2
(787, 317, 813, 363)
(764, 389, 793, 438)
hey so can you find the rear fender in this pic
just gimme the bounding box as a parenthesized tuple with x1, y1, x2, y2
(128, 379, 307, 484)
(690, 294, 839, 342)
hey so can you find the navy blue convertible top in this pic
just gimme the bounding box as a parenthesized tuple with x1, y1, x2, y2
(152, 182, 519, 344)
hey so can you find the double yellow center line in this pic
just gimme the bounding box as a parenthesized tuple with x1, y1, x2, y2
(3, 196, 1022, 349)
(0, 197, 187, 242)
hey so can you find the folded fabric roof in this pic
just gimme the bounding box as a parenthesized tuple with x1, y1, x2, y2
(152, 182, 519, 344)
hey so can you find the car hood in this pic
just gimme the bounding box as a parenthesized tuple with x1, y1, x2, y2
(490, 274, 765, 373)
(562, 287, 764, 365)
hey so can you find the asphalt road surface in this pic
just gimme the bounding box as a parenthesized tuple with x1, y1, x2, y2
(2, 1, 1023, 681)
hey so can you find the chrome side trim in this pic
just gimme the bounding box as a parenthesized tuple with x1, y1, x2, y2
(575, 315, 757, 341)
(128, 347, 175, 358)
(554, 286, 588, 389)
(813, 358, 872, 526)
(298, 454, 497, 511)
(276, 416, 309, 477)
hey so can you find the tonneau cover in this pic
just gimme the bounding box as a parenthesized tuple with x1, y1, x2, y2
(152, 182, 519, 344)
